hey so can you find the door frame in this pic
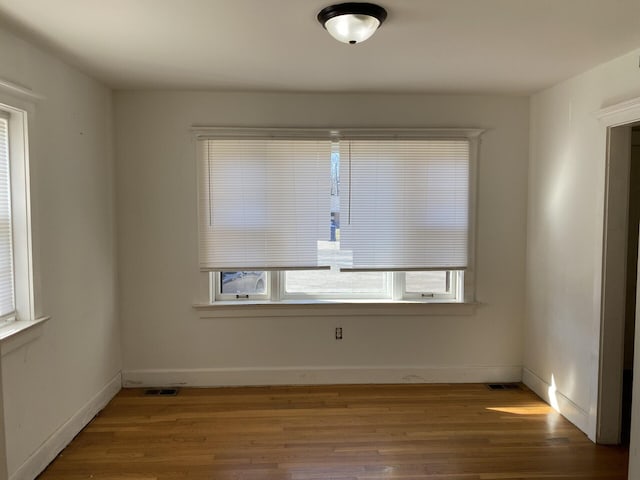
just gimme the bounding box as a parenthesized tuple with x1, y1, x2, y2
(594, 97, 640, 444)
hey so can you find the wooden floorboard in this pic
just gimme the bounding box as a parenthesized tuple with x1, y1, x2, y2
(38, 384, 629, 480)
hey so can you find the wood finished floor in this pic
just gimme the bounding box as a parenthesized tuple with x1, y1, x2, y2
(38, 384, 628, 480)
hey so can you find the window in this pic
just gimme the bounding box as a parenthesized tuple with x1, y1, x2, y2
(217, 271, 269, 300)
(0, 100, 34, 327)
(197, 129, 480, 304)
(0, 113, 14, 322)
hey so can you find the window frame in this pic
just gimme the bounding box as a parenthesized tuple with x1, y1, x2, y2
(196, 127, 481, 306)
(211, 269, 463, 304)
(0, 95, 35, 328)
(0, 111, 15, 324)
(396, 271, 462, 301)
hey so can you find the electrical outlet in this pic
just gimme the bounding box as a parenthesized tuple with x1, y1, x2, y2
(335, 327, 343, 340)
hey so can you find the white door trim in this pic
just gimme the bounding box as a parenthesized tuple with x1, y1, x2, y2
(593, 96, 640, 444)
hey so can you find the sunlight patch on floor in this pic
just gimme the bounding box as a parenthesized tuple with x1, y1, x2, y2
(486, 405, 553, 415)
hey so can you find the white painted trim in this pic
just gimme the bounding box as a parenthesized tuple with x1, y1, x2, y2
(191, 126, 485, 140)
(122, 365, 521, 388)
(0, 79, 43, 102)
(597, 125, 632, 444)
(597, 97, 640, 124)
(523, 368, 590, 435)
(0, 354, 8, 480)
(9, 373, 121, 480)
(590, 95, 640, 444)
(0, 100, 37, 329)
(194, 301, 478, 318)
(0, 316, 49, 356)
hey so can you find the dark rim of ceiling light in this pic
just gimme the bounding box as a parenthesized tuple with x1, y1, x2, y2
(317, 2, 388, 28)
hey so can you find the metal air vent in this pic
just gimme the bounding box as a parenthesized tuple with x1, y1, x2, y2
(144, 388, 179, 396)
(486, 383, 520, 391)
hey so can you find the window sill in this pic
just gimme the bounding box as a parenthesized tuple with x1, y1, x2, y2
(0, 316, 50, 357)
(193, 301, 478, 318)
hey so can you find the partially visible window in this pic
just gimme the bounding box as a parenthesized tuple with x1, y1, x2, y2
(285, 269, 388, 297)
(406, 271, 449, 294)
(216, 271, 269, 300)
(220, 271, 267, 295)
(0, 100, 34, 326)
(0, 113, 15, 322)
(402, 271, 460, 300)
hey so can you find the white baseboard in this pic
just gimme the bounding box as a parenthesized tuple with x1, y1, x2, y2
(522, 368, 589, 434)
(122, 365, 522, 388)
(10, 372, 122, 480)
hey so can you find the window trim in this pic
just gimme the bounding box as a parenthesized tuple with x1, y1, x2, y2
(210, 270, 464, 304)
(194, 299, 478, 318)
(195, 127, 482, 306)
(0, 84, 37, 332)
(0, 111, 15, 322)
(206, 270, 465, 304)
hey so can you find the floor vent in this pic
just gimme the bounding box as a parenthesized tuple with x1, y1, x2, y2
(144, 388, 179, 396)
(487, 383, 520, 391)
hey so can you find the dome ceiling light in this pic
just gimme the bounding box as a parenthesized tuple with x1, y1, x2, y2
(317, 2, 387, 45)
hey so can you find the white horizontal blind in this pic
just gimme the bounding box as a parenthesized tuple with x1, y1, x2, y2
(340, 139, 469, 270)
(0, 116, 15, 317)
(199, 139, 331, 270)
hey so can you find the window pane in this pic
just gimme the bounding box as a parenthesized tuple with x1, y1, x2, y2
(286, 241, 386, 294)
(405, 271, 449, 294)
(0, 117, 14, 317)
(286, 271, 386, 293)
(285, 144, 386, 296)
(220, 271, 266, 295)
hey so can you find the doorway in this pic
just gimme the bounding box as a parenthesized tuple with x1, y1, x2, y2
(622, 126, 640, 443)
(598, 122, 640, 445)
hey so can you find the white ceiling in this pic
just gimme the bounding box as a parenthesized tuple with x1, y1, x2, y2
(0, 0, 639, 94)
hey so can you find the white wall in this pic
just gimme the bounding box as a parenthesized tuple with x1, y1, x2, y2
(524, 48, 640, 439)
(115, 91, 529, 386)
(0, 26, 121, 478)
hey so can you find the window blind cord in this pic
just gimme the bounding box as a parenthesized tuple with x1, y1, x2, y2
(348, 141, 352, 226)
(207, 141, 213, 227)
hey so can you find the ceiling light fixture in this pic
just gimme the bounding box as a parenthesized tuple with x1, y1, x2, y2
(317, 2, 387, 45)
